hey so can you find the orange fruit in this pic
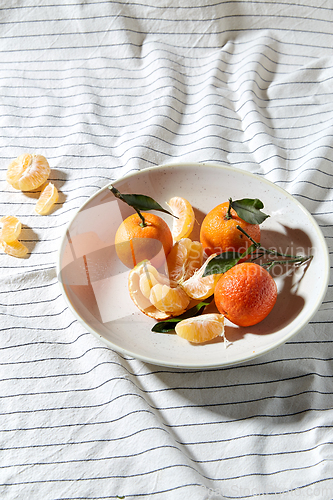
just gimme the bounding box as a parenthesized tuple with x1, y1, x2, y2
(35, 182, 59, 215)
(0, 216, 22, 243)
(6, 154, 50, 191)
(0, 239, 28, 258)
(180, 253, 222, 300)
(167, 196, 195, 241)
(175, 313, 225, 343)
(165, 238, 203, 283)
(115, 212, 173, 269)
(214, 262, 277, 327)
(200, 202, 260, 256)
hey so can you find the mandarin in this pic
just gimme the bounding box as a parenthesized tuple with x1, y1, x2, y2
(200, 202, 260, 256)
(6, 154, 50, 191)
(214, 262, 277, 327)
(115, 212, 173, 269)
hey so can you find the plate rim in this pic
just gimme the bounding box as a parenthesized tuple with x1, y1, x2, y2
(56, 162, 330, 369)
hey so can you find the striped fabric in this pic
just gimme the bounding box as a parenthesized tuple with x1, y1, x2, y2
(0, 1, 332, 499)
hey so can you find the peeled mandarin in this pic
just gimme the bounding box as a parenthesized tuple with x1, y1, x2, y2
(0, 216, 22, 243)
(6, 154, 50, 191)
(167, 196, 195, 242)
(175, 313, 225, 343)
(35, 182, 59, 215)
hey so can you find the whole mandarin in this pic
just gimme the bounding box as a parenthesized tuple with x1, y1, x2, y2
(214, 262, 277, 327)
(115, 212, 173, 269)
(200, 202, 260, 256)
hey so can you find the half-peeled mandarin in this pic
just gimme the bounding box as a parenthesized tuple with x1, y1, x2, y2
(128, 260, 189, 319)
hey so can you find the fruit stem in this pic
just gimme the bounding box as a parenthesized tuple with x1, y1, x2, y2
(225, 198, 233, 220)
(134, 207, 147, 227)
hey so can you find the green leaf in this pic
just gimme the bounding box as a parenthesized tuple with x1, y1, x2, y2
(202, 252, 241, 277)
(231, 198, 269, 225)
(151, 297, 213, 333)
(109, 185, 176, 218)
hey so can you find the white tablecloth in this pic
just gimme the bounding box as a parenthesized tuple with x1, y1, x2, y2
(1, 2, 332, 499)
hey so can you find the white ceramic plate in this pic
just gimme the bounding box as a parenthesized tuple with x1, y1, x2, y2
(57, 163, 329, 369)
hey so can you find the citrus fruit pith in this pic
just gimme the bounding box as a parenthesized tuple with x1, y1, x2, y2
(214, 262, 277, 327)
(200, 202, 260, 256)
(115, 212, 173, 269)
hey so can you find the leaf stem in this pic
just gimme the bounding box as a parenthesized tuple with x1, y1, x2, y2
(236, 225, 261, 248)
(236, 225, 313, 270)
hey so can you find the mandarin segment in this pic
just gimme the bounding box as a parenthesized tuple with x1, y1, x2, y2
(0, 239, 28, 258)
(149, 283, 190, 314)
(165, 238, 203, 283)
(139, 262, 171, 298)
(0, 216, 22, 243)
(200, 201, 260, 256)
(167, 196, 195, 241)
(6, 154, 50, 191)
(35, 182, 59, 215)
(175, 313, 225, 343)
(214, 262, 277, 326)
(181, 253, 222, 300)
